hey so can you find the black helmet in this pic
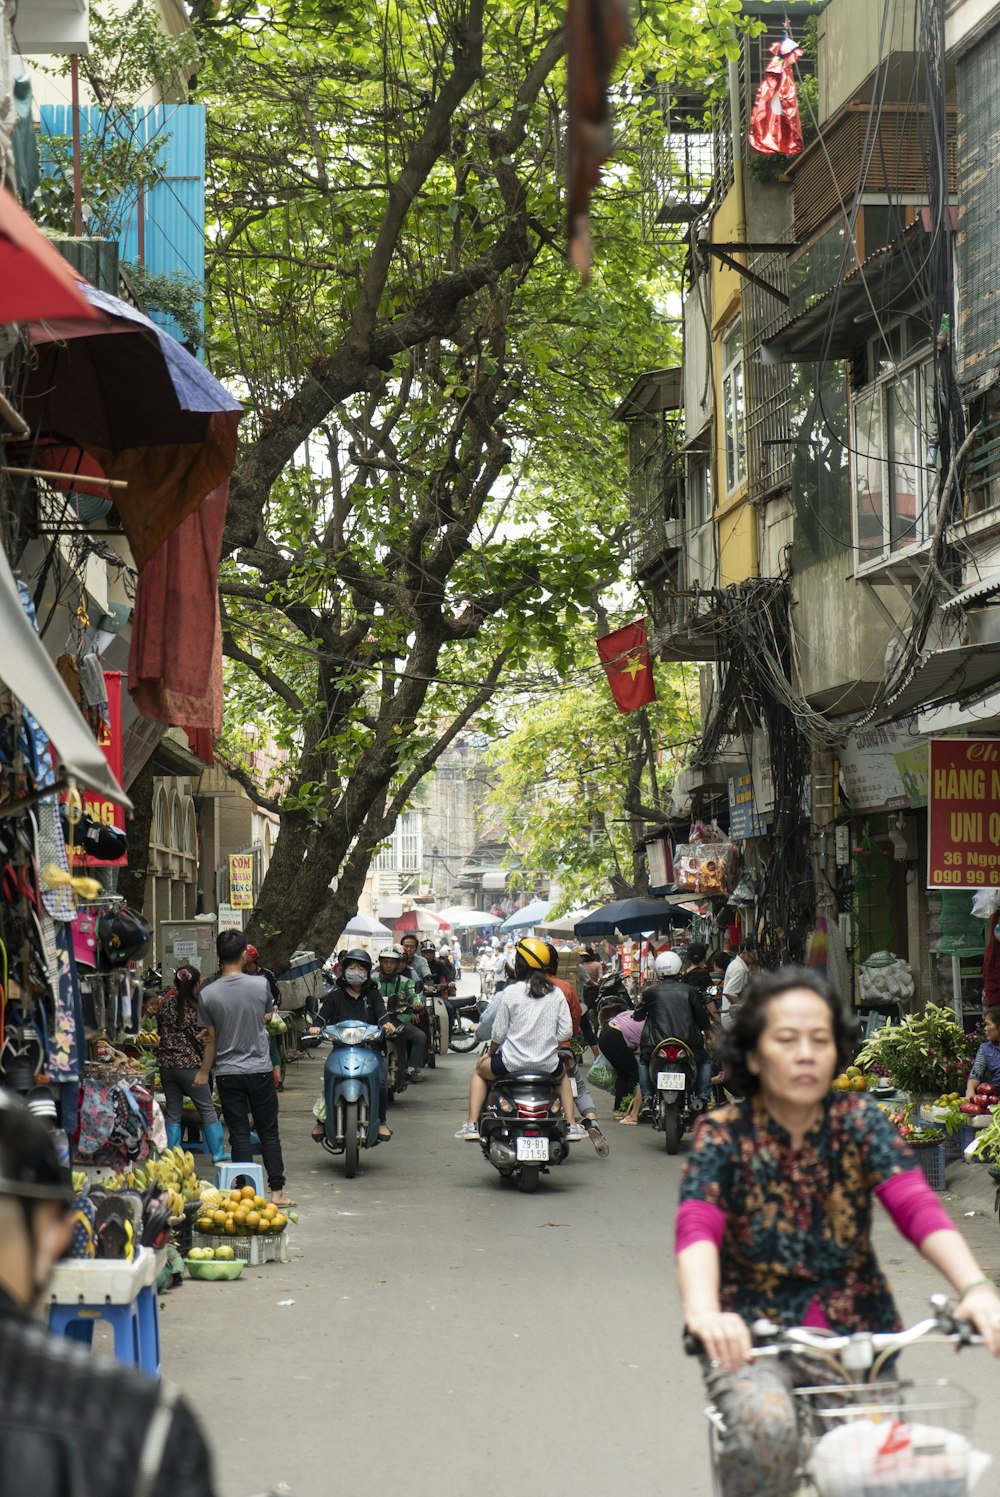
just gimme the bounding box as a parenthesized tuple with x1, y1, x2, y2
(420, 939, 437, 954)
(0, 1092, 73, 1208)
(340, 949, 372, 972)
(545, 942, 559, 976)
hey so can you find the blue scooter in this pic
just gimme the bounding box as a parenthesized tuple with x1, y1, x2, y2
(321, 1022, 386, 1177)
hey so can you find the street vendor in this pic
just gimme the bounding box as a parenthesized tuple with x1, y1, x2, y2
(966, 1010, 1000, 1097)
(375, 943, 427, 1081)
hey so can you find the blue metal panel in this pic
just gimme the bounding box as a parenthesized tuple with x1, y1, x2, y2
(39, 103, 205, 349)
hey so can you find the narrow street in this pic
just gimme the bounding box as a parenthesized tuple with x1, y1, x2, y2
(161, 985, 1000, 1497)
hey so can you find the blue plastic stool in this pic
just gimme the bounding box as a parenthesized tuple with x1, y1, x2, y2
(215, 1161, 266, 1195)
(48, 1284, 160, 1376)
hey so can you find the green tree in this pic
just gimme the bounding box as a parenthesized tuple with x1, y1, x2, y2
(192, 0, 749, 966)
(488, 661, 698, 908)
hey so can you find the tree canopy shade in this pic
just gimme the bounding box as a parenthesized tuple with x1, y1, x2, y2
(190, 0, 749, 967)
(487, 661, 699, 909)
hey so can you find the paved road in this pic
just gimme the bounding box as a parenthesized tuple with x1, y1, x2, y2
(161, 992, 1000, 1497)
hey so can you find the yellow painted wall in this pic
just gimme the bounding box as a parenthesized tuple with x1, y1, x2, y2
(709, 188, 744, 332)
(718, 501, 758, 587)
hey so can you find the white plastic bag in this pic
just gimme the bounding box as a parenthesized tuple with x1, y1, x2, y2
(971, 889, 1000, 920)
(809, 1417, 991, 1497)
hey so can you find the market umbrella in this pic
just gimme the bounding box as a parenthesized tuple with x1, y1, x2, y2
(339, 913, 392, 940)
(536, 907, 598, 936)
(574, 897, 693, 938)
(18, 282, 242, 568)
(436, 907, 496, 929)
(499, 900, 553, 933)
(390, 909, 451, 933)
(0, 186, 100, 325)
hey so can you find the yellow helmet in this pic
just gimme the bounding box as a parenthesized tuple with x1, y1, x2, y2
(514, 936, 550, 972)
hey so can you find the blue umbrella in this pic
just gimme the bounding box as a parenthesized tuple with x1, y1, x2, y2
(499, 900, 553, 933)
(574, 897, 693, 938)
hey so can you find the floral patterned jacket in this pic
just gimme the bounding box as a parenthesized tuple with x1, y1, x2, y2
(679, 1092, 916, 1333)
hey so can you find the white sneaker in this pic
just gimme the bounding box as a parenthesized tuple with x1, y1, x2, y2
(454, 1122, 481, 1141)
(566, 1123, 588, 1141)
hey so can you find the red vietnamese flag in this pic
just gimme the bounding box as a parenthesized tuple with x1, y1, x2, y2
(597, 619, 657, 713)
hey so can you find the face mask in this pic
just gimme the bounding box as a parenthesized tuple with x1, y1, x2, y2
(344, 966, 367, 987)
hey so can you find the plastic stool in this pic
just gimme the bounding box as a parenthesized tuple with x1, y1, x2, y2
(215, 1161, 266, 1195)
(48, 1251, 160, 1376)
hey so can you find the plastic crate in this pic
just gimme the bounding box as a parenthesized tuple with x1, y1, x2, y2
(192, 1231, 289, 1265)
(944, 1129, 965, 1162)
(914, 1142, 947, 1191)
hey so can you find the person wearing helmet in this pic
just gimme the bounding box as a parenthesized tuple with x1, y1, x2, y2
(454, 936, 576, 1141)
(543, 943, 609, 1157)
(637, 949, 715, 1109)
(311, 950, 395, 1141)
(0, 1093, 217, 1497)
(376, 945, 427, 1081)
(420, 938, 457, 1036)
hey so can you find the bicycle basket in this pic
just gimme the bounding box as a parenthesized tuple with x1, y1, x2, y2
(796, 1380, 986, 1497)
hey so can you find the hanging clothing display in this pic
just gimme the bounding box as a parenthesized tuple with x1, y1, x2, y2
(749, 34, 805, 157)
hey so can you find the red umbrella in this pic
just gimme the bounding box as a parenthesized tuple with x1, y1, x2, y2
(0, 186, 100, 325)
(391, 909, 451, 934)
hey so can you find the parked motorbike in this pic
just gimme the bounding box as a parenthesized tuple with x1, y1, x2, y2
(591, 969, 631, 1032)
(478, 1071, 570, 1192)
(448, 995, 486, 1054)
(320, 1021, 386, 1177)
(647, 1034, 700, 1155)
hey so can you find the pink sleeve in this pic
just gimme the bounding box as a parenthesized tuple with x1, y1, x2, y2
(676, 1198, 726, 1253)
(875, 1169, 956, 1245)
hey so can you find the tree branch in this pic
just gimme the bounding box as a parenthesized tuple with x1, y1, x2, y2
(213, 751, 285, 816)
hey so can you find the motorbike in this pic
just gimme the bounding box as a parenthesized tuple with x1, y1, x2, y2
(647, 1034, 700, 1155)
(420, 977, 454, 1065)
(587, 969, 632, 1035)
(448, 995, 486, 1054)
(478, 1071, 570, 1193)
(319, 1021, 387, 1177)
(384, 1024, 410, 1101)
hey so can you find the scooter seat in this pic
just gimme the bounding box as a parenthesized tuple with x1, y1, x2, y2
(500, 1072, 557, 1085)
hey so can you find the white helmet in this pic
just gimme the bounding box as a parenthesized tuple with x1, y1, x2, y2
(654, 951, 683, 978)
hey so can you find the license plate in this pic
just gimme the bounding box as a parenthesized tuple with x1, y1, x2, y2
(570, 1077, 579, 1098)
(658, 1071, 686, 1091)
(516, 1136, 549, 1162)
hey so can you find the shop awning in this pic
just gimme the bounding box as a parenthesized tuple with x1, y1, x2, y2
(868, 643, 1000, 725)
(0, 185, 99, 326)
(761, 230, 925, 364)
(0, 546, 131, 807)
(940, 574, 1000, 613)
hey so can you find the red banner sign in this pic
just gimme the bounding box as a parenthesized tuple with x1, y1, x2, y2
(927, 738, 1000, 890)
(67, 671, 127, 867)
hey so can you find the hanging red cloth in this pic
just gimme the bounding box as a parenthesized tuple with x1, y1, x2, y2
(565, 0, 632, 279)
(749, 37, 805, 157)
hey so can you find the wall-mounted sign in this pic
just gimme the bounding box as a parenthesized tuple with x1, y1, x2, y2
(927, 738, 1000, 890)
(229, 853, 255, 909)
(728, 764, 768, 839)
(66, 670, 127, 866)
(841, 716, 926, 813)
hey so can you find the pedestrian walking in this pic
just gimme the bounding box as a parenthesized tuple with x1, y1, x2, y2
(195, 930, 293, 1208)
(156, 965, 229, 1162)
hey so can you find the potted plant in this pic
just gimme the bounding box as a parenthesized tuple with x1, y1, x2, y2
(857, 1004, 974, 1100)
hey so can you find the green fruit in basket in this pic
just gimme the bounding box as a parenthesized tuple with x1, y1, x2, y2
(215, 1245, 235, 1260)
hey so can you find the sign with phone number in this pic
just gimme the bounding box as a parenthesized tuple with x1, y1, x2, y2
(927, 739, 1000, 890)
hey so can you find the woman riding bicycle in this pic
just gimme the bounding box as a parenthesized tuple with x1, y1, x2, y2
(676, 966, 1000, 1497)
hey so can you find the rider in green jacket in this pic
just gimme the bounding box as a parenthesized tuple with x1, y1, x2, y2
(376, 945, 428, 1080)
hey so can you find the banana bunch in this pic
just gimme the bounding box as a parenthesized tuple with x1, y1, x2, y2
(135, 1031, 160, 1050)
(105, 1146, 202, 1208)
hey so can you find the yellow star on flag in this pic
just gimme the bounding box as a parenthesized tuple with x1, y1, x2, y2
(620, 651, 647, 681)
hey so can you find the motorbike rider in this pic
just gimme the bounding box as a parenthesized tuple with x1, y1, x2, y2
(544, 943, 609, 1157)
(421, 937, 457, 1036)
(375, 944, 427, 1082)
(637, 950, 714, 1108)
(455, 937, 578, 1141)
(310, 950, 395, 1142)
(0, 1092, 218, 1496)
(399, 933, 430, 984)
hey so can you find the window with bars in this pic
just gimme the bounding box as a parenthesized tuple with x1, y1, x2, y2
(375, 809, 423, 872)
(722, 318, 747, 494)
(851, 327, 935, 569)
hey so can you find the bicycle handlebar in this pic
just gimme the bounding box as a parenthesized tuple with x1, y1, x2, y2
(683, 1303, 982, 1361)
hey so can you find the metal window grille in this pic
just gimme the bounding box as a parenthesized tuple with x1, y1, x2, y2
(743, 252, 793, 502)
(956, 28, 1000, 398)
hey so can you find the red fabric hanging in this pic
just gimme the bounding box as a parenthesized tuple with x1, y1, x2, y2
(565, 0, 632, 279)
(749, 39, 804, 157)
(596, 619, 657, 713)
(128, 483, 227, 751)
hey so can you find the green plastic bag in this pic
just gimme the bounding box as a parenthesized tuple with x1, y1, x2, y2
(587, 1054, 616, 1095)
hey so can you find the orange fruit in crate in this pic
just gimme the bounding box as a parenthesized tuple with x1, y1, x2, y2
(212, 1209, 227, 1228)
(229, 1189, 242, 1204)
(273, 1213, 287, 1231)
(252, 1195, 267, 1210)
(240, 1185, 256, 1201)
(246, 1210, 261, 1230)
